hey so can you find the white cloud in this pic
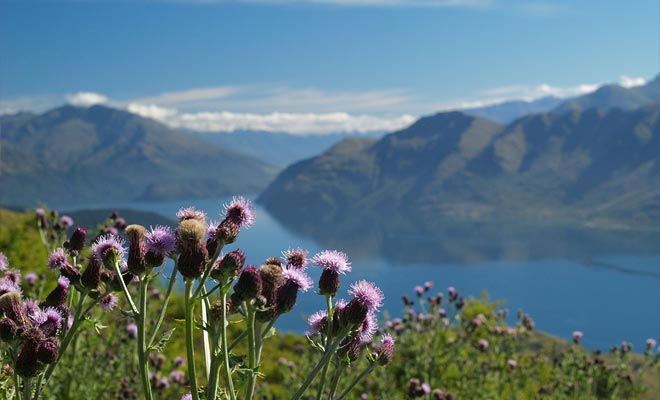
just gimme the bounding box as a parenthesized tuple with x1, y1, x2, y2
(135, 86, 237, 106)
(66, 91, 109, 107)
(127, 103, 178, 120)
(619, 75, 646, 88)
(127, 103, 415, 134)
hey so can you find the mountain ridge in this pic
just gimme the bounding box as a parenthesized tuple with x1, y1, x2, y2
(0, 105, 277, 207)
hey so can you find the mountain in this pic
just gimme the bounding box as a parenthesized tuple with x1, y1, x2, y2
(192, 130, 385, 168)
(259, 103, 660, 232)
(554, 76, 660, 114)
(0, 105, 277, 207)
(463, 96, 562, 123)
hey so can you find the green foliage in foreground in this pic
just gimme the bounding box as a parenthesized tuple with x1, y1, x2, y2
(1, 207, 660, 399)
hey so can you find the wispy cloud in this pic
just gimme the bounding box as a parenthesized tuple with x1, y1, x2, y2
(131, 85, 414, 114)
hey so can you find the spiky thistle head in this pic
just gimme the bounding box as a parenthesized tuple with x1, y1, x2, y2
(282, 248, 309, 270)
(176, 207, 207, 223)
(312, 250, 351, 274)
(91, 235, 127, 269)
(222, 196, 255, 228)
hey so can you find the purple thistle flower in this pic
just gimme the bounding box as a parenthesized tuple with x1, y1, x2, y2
(100, 294, 119, 312)
(421, 383, 431, 394)
(206, 220, 219, 242)
(44, 277, 69, 307)
(222, 196, 255, 228)
(126, 323, 138, 339)
(67, 315, 73, 330)
(40, 307, 63, 337)
(359, 311, 378, 342)
(0, 277, 23, 297)
(25, 272, 38, 286)
(282, 266, 313, 291)
(173, 356, 185, 367)
(311, 250, 351, 274)
(348, 280, 384, 312)
(508, 359, 517, 368)
(377, 335, 395, 365)
(573, 331, 583, 344)
(47, 248, 69, 270)
(59, 215, 74, 228)
(646, 338, 657, 348)
(181, 394, 193, 400)
(68, 227, 87, 252)
(146, 225, 176, 257)
(35, 208, 45, 217)
(335, 298, 347, 313)
(176, 207, 207, 223)
(91, 234, 127, 268)
(414, 286, 424, 296)
(170, 370, 185, 384)
(478, 339, 489, 351)
(282, 248, 309, 270)
(26, 300, 47, 325)
(160, 377, 170, 389)
(0, 252, 8, 271)
(307, 310, 328, 335)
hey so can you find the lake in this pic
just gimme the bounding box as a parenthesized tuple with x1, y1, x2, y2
(57, 196, 660, 352)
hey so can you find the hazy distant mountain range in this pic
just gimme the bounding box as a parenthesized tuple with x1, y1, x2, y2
(0, 105, 276, 207)
(192, 130, 384, 168)
(259, 77, 660, 231)
(2, 75, 659, 213)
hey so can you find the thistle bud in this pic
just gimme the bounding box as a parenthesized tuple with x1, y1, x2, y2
(233, 266, 262, 302)
(318, 269, 340, 297)
(177, 220, 207, 251)
(37, 339, 59, 364)
(376, 335, 395, 365)
(211, 250, 246, 282)
(44, 277, 70, 308)
(125, 225, 148, 276)
(216, 220, 239, 244)
(0, 318, 18, 341)
(177, 245, 208, 280)
(256, 263, 283, 322)
(275, 281, 299, 315)
(16, 340, 41, 377)
(0, 291, 29, 327)
(341, 298, 369, 326)
(81, 257, 102, 290)
(36, 209, 48, 229)
(67, 227, 87, 252)
(59, 263, 81, 285)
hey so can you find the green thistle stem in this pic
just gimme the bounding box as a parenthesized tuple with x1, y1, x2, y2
(335, 363, 376, 400)
(221, 290, 236, 400)
(137, 276, 153, 400)
(244, 303, 258, 400)
(147, 263, 178, 348)
(315, 295, 334, 400)
(184, 279, 200, 400)
(292, 338, 342, 400)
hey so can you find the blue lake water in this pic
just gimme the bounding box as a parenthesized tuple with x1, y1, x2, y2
(58, 197, 660, 352)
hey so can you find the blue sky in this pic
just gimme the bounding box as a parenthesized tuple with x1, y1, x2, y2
(0, 0, 657, 133)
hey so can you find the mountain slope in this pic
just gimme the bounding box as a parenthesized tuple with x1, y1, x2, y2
(0, 105, 277, 206)
(259, 104, 660, 229)
(554, 76, 660, 114)
(463, 96, 562, 123)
